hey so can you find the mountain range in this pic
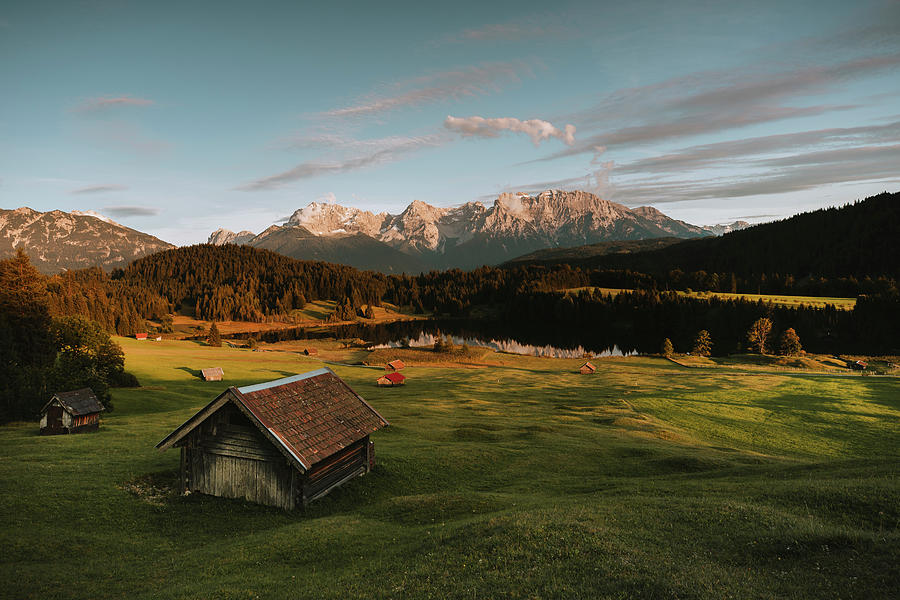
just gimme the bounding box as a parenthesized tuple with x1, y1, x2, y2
(0, 207, 174, 274)
(2, 190, 751, 274)
(209, 190, 746, 272)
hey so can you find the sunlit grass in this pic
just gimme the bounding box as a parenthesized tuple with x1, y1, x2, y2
(1, 338, 897, 599)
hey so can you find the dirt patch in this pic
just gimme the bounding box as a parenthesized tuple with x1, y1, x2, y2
(120, 471, 178, 506)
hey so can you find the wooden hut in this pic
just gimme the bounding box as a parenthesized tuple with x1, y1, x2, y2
(386, 359, 405, 371)
(156, 368, 389, 509)
(135, 333, 148, 340)
(303, 348, 318, 356)
(579, 361, 596, 375)
(201, 367, 224, 381)
(40, 388, 105, 435)
(376, 372, 406, 386)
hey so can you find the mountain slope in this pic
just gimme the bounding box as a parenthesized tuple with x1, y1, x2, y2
(0, 207, 174, 274)
(211, 224, 428, 273)
(511, 192, 900, 278)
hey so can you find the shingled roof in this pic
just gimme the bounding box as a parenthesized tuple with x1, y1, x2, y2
(42, 388, 105, 416)
(156, 368, 388, 472)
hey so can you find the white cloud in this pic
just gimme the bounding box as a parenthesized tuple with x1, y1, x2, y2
(444, 115, 576, 146)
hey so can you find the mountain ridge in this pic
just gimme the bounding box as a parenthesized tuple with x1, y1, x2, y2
(209, 189, 719, 272)
(0, 207, 175, 274)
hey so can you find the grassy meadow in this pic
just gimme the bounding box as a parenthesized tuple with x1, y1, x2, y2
(1, 337, 898, 599)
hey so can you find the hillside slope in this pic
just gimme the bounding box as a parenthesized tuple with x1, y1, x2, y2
(510, 192, 900, 278)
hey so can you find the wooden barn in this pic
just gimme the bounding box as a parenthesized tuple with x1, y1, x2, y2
(386, 359, 405, 371)
(156, 368, 389, 509)
(303, 348, 318, 356)
(135, 333, 148, 340)
(201, 367, 224, 381)
(579, 361, 596, 375)
(376, 372, 406, 386)
(40, 388, 105, 435)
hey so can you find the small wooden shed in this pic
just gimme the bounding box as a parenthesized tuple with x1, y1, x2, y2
(40, 388, 105, 435)
(579, 361, 596, 375)
(201, 367, 224, 381)
(377, 372, 406, 386)
(303, 348, 318, 356)
(386, 359, 405, 371)
(156, 368, 389, 509)
(135, 333, 148, 340)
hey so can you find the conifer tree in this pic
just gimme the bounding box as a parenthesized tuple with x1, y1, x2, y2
(692, 330, 712, 357)
(208, 322, 222, 347)
(661, 338, 674, 357)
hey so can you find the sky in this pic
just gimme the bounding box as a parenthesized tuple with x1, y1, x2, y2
(1, 0, 899, 245)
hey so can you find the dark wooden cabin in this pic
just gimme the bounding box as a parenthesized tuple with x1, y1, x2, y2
(40, 388, 105, 435)
(376, 372, 406, 386)
(156, 368, 389, 509)
(303, 348, 318, 356)
(579, 361, 596, 375)
(201, 367, 224, 381)
(386, 359, 405, 371)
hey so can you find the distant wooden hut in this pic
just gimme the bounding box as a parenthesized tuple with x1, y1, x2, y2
(40, 389, 105, 435)
(201, 367, 224, 381)
(579, 361, 596, 375)
(377, 372, 406, 386)
(303, 348, 318, 356)
(156, 368, 389, 509)
(851, 360, 868, 371)
(135, 333, 148, 340)
(386, 359, 405, 371)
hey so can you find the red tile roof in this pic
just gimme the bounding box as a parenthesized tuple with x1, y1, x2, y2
(232, 369, 388, 470)
(379, 372, 406, 384)
(135, 333, 148, 339)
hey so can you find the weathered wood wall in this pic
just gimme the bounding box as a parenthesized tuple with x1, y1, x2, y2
(181, 404, 297, 509)
(302, 437, 368, 504)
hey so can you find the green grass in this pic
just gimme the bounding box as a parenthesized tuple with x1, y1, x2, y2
(1, 338, 898, 599)
(567, 287, 857, 310)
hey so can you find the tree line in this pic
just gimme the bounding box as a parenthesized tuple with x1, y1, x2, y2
(1, 251, 137, 423)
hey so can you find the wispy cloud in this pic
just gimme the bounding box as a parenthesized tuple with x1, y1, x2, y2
(73, 95, 154, 114)
(445, 115, 576, 146)
(70, 184, 128, 194)
(103, 205, 159, 217)
(321, 61, 532, 119)
(239, 135, 445, 191)
(539, 53, 900, 162)
(616, 120, 900, 174)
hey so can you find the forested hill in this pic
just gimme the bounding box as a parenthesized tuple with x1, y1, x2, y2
(509, 192, 900, 278)
(118, 244, 392, 321)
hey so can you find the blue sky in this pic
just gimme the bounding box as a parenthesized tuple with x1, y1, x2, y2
(1, 0, 898, 244)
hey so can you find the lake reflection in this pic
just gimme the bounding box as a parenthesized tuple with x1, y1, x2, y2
(370, 332, 637, 359)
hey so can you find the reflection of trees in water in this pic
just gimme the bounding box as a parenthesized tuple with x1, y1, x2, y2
(370, 332, 637, 359)
(247, 318, 644, 356)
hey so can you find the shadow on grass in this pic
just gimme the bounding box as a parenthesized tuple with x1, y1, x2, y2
(176, 367, 203, 379)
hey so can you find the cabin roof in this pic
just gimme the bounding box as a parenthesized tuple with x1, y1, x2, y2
(201, 367, 224, 379)
(380, 372, 406, 384)
(387, 359, 405, 371)
(156, 368, 388, 472)
(42, 388, 104, 416)
(581, 361, 596, 371)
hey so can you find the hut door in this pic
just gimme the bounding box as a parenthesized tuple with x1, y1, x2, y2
(46, 405, 63, 431)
